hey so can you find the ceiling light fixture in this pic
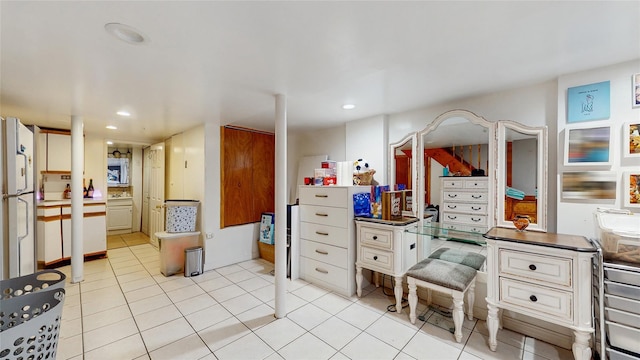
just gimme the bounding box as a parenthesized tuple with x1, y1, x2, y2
(106, 125, 117, 130)
(105, 23, 149, 45)
(342, 104, 356, 110)
(106, 141, 113, 145)
(116, 110, 131, 117)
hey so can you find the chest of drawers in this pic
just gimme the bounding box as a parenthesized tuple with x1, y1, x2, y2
(355, 217, 419, 312)
(441, 176, 489, 234)
(298, 185, 369, 297)
(484, 227, 597, 360)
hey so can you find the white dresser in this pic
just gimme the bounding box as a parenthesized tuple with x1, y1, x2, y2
(440, 176, 489, 233)
(484, 227, 597, 360)
(355, 217, 419, 312)
(298, 185, 369, 297)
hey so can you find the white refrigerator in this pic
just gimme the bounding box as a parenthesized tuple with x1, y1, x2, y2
(1, 117, 37, 280)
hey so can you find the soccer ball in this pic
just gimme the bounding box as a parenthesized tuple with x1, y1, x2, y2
(353, 159, 370, 174)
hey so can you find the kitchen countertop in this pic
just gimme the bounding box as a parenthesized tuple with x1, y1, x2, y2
(37, 198, 106, 207)
(107, 196, 133, 200)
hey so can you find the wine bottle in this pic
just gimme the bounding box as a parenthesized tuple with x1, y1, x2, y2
(83, 179, 88, 198)
(88, 179, 94, 198)
(63, 184, 71, 199)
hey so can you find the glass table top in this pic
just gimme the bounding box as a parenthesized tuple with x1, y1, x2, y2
(405, 222, 487, 246)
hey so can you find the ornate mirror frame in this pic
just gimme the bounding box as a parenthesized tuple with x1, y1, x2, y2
(496, 121, 548, 232)
(388, 132, 418, 217)
(416, 110, 496, 223)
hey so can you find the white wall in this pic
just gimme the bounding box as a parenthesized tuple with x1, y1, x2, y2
(84, 135, 106, 199)
(345, 115, 388, 185)
(556, 59, 640, 239)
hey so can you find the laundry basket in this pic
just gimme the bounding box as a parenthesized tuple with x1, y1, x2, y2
(1, 269, 66, 300)
(0, 270, 67, 360)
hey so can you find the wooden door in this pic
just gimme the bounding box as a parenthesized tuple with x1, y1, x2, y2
(252, 132, 275, 220)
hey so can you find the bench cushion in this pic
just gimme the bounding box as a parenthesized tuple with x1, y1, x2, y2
(406, 258, 477, 291)
(429, 247, 486, 270)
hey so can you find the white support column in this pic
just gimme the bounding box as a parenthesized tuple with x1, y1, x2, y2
(274, 94, 287, 318)
(71, 115, 84, 283)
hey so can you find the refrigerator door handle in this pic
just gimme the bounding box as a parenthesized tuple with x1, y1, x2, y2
(17, 196, 29, 240)
(16, 151, 28, 194)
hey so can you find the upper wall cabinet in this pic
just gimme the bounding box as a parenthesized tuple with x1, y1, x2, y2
(496, 121, 548, 232)
(40, 130, 71, 172)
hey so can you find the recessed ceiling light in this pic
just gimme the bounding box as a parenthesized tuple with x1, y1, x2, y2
(116, 110, 130, 117)
(106, 141, 113, 145)
(106, 125, 117, 130)
(342, 104, 356, 110)
(105, 23, 149, 45)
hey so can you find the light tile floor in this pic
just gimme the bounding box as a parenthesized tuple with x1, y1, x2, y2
(53, 238, 574, 360)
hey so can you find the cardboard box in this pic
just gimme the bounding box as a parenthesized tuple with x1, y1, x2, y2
(382, 191, 403, 221)
(258, 241, 274, 263)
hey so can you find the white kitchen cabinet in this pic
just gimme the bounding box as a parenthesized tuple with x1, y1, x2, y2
(84, 203, 107, 254)
(107, 198, 133, 232)
(46, 132, 71, 172)
(36, 205, 62, 265)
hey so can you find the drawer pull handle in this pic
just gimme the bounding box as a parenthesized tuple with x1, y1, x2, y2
(471, 206, 481, 211)
(373, 256, 378, 260)
(471, 195, 482, 199)
(447, 216, 457, 220)
(316, 231, 329, 236)
(315, 213, 328, 217)
(315, 268, 329, 274)
(471, 217, 481, 222)
(529, 295, 537, 302)
(315, 249, 328, 255)
(373, 235, 378, 240)
(447, 194, 457, 198)
(315, 194, 328, 198)
(447, 205, 457, 209)
(529, 264, 537, 271)
(474, 183, 478, 186)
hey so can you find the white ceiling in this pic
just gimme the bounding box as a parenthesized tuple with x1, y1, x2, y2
(1, 1, 638, 145)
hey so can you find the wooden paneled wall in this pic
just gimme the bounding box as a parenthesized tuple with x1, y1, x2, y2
(221, 126, 275, 228)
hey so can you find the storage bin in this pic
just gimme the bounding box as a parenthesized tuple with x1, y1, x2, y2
(595, 212, 640, 264)
(0, 269, 66, 300)
(165, 200, 199, 233)
(156, 231, 201, 276)
(606, 321, 640, 354)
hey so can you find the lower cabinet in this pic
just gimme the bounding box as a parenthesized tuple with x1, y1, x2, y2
(37, 201, 107, 266)
(107, 198, 133, 233)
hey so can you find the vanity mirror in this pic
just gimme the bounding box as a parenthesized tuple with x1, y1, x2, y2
(388, 133, 417, 217)
(417, 110, 495, 228)
(496, 121, 547, 232)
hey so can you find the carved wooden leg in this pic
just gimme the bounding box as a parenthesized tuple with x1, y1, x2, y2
(498, 308, 503, 329)
(486, 301, 500, 351)
(356, 265, 363, 297)
(466, 278, 476, 321)
(394, 275, 403, 313)
(408, 278, 417, 324)
(452, 292, 464, 343)
(427, 288, 432, 307)
(572, 330, 592, 360)
(374, 271, 380, 287)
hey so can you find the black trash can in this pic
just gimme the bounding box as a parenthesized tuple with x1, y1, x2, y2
(184, 246, 203, 277)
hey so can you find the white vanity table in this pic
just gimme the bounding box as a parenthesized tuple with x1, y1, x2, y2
(483, 227, 597, 360)
(355, 217, 420, 313)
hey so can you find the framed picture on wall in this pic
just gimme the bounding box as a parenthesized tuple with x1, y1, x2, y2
(564, 125, 612, 166)
(624, 122, 640, 157)
(633, 73, 640, 108)
(624, 172, 640, 207)
(567, 81, 610, 123)
(562, 171, 616, 200)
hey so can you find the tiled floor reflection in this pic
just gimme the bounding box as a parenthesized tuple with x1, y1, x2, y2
(54, 236, 573, 360)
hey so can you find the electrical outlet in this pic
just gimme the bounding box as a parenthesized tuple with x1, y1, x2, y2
(206, 232, 214, 239)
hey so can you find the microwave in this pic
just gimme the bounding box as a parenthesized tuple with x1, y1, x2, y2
(107, 157, 129, 186)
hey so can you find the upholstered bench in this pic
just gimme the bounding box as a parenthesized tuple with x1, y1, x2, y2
(406, 258, 480, 342)
(428, 247, 486, 270)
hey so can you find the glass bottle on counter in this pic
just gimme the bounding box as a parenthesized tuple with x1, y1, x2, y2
(83, 179, 88, 198)
(63, 184, 71, 199)
(87, 178, 94, 198)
